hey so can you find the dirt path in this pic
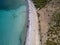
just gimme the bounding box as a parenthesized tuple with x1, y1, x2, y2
(38, 0, 60, 45)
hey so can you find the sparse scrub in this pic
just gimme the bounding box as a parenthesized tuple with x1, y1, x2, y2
(46, 12, 60, 45)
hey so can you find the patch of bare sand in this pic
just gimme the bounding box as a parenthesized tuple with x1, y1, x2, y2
(37, 0, 60, 45)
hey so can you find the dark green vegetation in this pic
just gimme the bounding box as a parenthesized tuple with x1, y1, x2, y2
(46, 12, 60, 45)
(32, 0, 51, 8)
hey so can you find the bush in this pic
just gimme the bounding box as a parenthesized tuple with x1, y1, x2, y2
(32, 0, 51, 8)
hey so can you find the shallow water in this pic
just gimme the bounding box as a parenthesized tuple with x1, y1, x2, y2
(0, 1, 27, 45)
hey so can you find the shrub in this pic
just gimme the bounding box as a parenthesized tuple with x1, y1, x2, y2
(32, 0, 51, 8)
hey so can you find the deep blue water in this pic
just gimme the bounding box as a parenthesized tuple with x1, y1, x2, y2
(0, 0, 27, 45)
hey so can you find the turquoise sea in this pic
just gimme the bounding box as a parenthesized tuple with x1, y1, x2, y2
(0, 0, 27, 45)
